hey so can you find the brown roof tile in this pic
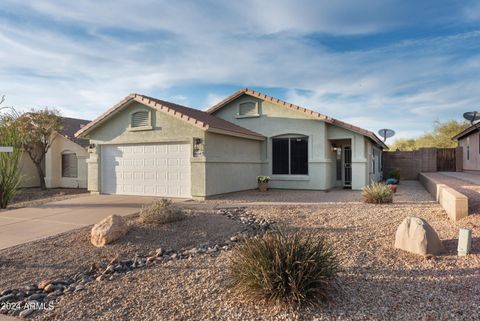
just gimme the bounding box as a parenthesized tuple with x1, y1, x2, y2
(59, 117, 90, 147)
(75, 94, 265, 141)
(207, 88, 388, 149)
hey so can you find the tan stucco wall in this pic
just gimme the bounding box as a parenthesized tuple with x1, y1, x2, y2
(212, 95, 376, 190)
(19, 135, 87, 189)
(85, 101, 208, 198)
(458, 134, 479, 170)
(45, 134, 88, 188)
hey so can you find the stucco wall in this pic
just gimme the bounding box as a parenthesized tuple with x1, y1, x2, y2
(458, 134, 479, 170)
(45, 134, 88, 188)
(204, 132, 263, 195)
(211, 95, 376, 190)
(86, 101, 207, 198)
(212, 96, 331, 190)
(19, 153, 42, 188)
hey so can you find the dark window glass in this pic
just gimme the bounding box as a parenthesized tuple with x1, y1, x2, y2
(336, 149, 342, 180)
(290, 138, 308, 174)
(272, 139, 289, 174)
(62, 153, 78, 178)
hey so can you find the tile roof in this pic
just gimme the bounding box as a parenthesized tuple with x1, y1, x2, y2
(75, 94, 265, 141)
(207, 88, 388, 149)
(58, 117, 90, 147)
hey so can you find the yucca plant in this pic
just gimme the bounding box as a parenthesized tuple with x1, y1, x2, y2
(139, 198, 185, 224)
(362, 182, 393, 204)
(229, 229, 338, 308)
(0, 108, 23, 208)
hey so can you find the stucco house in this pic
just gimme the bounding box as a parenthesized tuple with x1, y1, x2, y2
(75, 89, 387, 199)
(20, 117, 90, 189)
(453, 124, 479, 170)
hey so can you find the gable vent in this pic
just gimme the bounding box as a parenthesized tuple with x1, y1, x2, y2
(131, 111, 150, 128)
(238, 102, 257, 115)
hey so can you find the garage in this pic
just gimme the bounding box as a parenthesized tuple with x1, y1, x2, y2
(101, 143, 191, 197)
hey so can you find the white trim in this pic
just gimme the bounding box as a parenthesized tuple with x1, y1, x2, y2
(0, 146, 13, 153)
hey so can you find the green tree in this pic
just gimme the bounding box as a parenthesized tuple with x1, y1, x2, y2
(390, 120, 469, 151)
(0, 102, 23, 208)
(17, 108, 63, 190)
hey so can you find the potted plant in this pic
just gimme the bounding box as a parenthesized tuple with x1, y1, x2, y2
(257, 176, 270, 192)
(388, 184, 398, 193)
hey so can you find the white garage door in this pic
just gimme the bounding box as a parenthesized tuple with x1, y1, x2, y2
(101, 143, 191, 197)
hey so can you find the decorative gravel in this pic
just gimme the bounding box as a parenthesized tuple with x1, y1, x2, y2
(3, 181, 480, 320)
(4, 188, 88, 210)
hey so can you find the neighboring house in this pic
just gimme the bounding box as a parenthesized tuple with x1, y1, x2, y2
(75, 89, 387, 200)
(20, 117, 90, 189)
(453, 124, 479, 170)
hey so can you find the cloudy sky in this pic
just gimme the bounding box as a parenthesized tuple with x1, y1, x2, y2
(1, 1, 479, 140)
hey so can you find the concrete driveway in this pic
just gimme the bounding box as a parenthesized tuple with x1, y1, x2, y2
(0, 195, 162, 250)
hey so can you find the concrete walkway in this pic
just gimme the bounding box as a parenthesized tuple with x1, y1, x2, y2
(0, 195, 161, 250)
(440, 171, 480, 185)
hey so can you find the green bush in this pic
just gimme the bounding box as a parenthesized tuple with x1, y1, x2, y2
(362, 182, 393, 204)
(388, 169, 401, 181)
(139, 198, 186, 224)
(229, 229, 338, 307)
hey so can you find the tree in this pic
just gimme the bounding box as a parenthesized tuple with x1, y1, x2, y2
(390, 120, 469, 151)
(17, 108, 63, 190)
(0, 101, 23, 208)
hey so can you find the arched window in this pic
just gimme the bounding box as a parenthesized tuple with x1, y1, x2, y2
(62, 151, 78, 178)
(131, 111, 150, 128)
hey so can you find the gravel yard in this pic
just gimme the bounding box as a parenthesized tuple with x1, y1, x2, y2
(5, 188, 88, 210)
(208, 180, 435, 204)
(2, 181, 480, 320)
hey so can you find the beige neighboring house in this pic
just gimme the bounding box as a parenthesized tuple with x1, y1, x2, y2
(75, 89, 387, 200)
(453, 124, 479, 170)
(20, 117, 90, 189)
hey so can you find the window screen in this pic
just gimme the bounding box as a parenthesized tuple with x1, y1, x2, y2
(62, 153, 78, 178)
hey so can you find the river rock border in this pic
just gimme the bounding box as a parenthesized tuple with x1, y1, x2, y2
(0, 207, 273, 318)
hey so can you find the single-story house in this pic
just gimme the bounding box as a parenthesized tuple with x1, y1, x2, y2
(453, 124, 479, 170)
(75, 89, 387, 200)
(20, 117, 90, 189)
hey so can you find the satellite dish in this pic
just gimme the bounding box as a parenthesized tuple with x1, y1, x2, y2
(378, 129, 395, 142)
(463, 111, 480, 124)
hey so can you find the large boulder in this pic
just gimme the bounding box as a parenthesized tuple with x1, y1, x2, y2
(394, 216, 444, 256)
(91, 215, 129, 247)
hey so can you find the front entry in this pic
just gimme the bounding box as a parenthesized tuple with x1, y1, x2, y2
(343, 146, 352, 188)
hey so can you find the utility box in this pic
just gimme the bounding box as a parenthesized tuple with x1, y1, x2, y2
(458, 228, 472, 256)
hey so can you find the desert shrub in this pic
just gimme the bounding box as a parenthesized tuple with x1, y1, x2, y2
(0, 110, 23, 209)
(139, 198, 185, 224)
(388, 169, 401, 181)
(362, 182, 393, 204)
(229, 229, 338, 308)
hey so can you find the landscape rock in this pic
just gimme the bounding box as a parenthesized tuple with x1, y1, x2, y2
(90, 215, 129, 247)
(37, 279, 53, 289)
(19, 309, 34, 318)
(395, 216, 445, 256)
(43, 284, 56, 293)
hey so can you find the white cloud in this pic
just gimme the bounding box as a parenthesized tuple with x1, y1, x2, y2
(0, 0, 477, 137)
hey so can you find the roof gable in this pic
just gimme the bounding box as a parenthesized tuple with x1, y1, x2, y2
(75, 94, 265, 141)
(453, 123, 478, 141)
(207, 88, 387, 149)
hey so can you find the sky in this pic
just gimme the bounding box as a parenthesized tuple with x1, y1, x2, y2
(1, 1, 479, 141)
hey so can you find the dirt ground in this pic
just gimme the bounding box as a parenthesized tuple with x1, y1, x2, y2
(2, 180, 479, 320)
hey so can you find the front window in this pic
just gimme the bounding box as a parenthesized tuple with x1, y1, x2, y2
(62, 152, 78, 178)
(272, 137, 308, 175)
